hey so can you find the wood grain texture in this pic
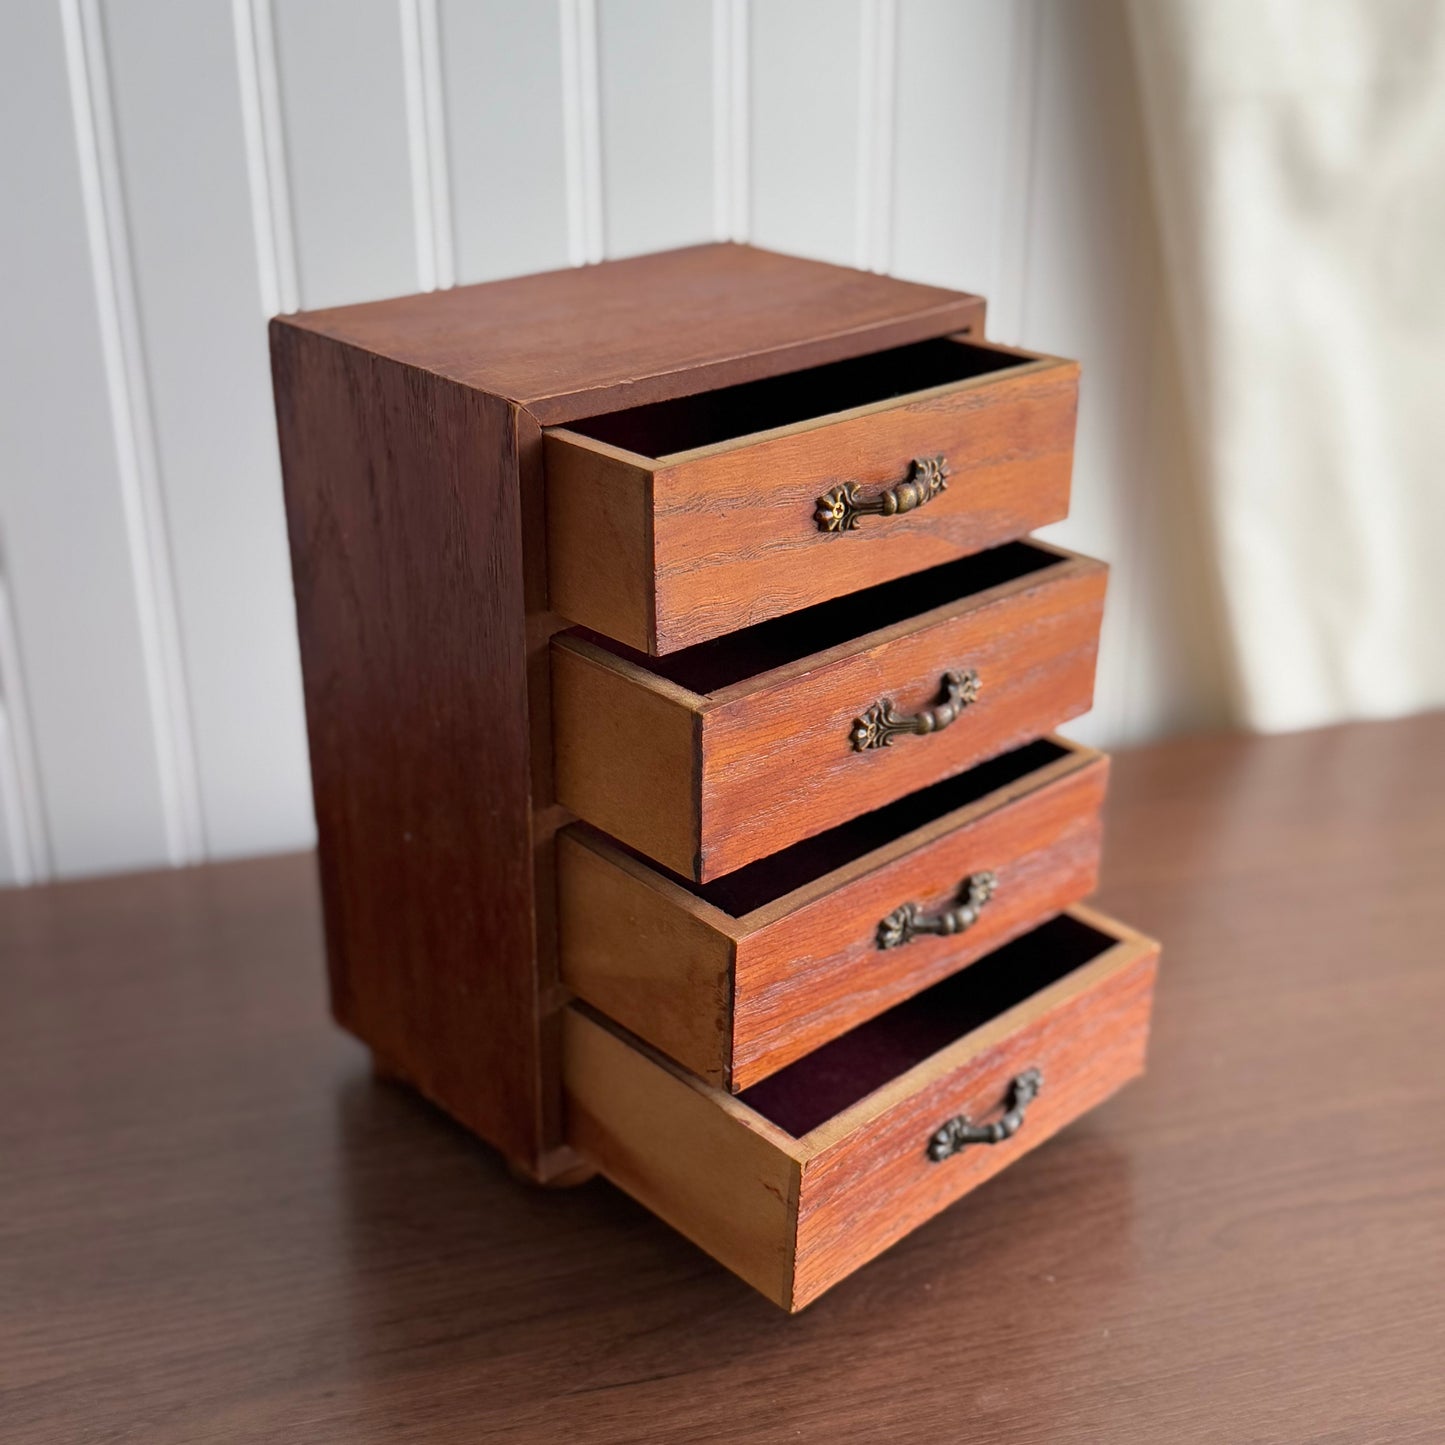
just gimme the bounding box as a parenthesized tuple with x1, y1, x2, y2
(547, 347, 1079, 652)
(271, 245, 995, 1179)
(732, 751, 1109, 1089)
(553, 546, 1106, 880)
(279, 242, 984, 423)
(551, 641, 701, 877)
(565, 909, 1156, 1312)
(700, 550, 1104, 878)
(544, 433, 655, 651)
(515, 403, 576, 1172)
(792, 931, 1155, 1310)
(5, 716, 1445, 1440)
(557, 829, 733, 1084)
(564, 1006, 804, 1309)
(558, 742, 1107, 1089)
(271, 322, 542, 1168)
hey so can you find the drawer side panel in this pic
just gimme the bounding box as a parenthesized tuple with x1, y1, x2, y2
(546, 432, 656, 652)
(558, 830, 735, 1085)
(564, 1009, 800, 1307)
(552, 641, 702, 876)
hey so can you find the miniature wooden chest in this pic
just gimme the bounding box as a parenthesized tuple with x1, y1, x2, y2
(272, 243, 1158, 1310)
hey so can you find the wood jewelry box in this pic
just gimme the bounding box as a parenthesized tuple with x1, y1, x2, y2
(271, 243, 1159, 1313)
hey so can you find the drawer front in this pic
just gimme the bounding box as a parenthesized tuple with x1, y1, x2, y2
(565, 908, 1159, 1312)
(553, 544, 1107, 882)
(786, 931, 1154, 1309)
(546, 341, 1079, 654)
(699, 552, 1104, 880)
(731, 751, 1107, 1088)
(559, 740, 1108, 1090)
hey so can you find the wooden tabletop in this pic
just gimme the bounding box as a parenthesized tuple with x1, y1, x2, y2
(5, 715, 1444, 1443)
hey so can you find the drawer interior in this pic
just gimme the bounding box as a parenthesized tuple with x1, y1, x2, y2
(577, 540, 1061, 696)
(737, 913, 1119, 1137)
(563, 336, 1031, 459)
(671, 737, 1074, 916)
(566, 904, 1155, 1309)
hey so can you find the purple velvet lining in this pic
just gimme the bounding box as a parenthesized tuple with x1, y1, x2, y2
(580, 541, 1056, 695)
(687, 739, 1067, 916)
(737, 915, 1110, 1137)
(569, 337, 1021, 458)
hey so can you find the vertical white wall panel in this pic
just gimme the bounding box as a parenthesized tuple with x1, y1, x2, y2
(890, 0, 1024, 310)
(0, 1, 175, 880)
(0, 717, 26, 885)
(0, 578, 51, 886)
(749, 0, 864, 266)
(711, 0, 749, 242)
(439, 0, 572, 283)
(0, 0, 1231, 883)
(101, 0, 315, 861)
(596, 0, 716, 257)
(271, 0, 419, 305)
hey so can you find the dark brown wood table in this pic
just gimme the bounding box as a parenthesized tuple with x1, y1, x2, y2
(4, 715, 1444, 1443)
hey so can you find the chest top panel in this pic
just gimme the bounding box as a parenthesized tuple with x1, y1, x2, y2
(274, 243, 984, 425)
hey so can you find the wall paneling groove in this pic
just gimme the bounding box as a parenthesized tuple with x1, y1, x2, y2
(711, 0, 749, 241)
(560, 0, 605, 265)
(232, 0, 300, 317)
(399, 0, 455, 292)
(0, 0, 1225, 883)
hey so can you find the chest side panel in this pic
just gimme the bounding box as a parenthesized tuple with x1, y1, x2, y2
(272, 321, 542, 1167)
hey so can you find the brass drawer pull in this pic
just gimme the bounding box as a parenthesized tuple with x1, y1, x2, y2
(814, 454, 950, 532)
(927, 1068, 1043, 1161)
(877, 870, 996, 950)
(850, 668, 980, 752)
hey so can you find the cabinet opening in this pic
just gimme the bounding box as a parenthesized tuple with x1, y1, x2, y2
(738, 914, 1117, 1137)
(580, 540, 1060, 695)
(663, 738, 1072, 917)
(565, 336, 1027, 458)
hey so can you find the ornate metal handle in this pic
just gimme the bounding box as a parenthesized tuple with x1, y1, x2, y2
(850, 668, 980, 752)
(815, 455, 950, 532)
(877, 870, 996, 950)
(927, 1069, 1043, 1162)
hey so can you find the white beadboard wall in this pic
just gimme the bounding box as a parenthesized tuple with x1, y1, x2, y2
(0, 0, 1227, 886)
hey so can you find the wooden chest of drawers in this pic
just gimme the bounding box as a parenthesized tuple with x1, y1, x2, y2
(271, 242, 1159, 1311)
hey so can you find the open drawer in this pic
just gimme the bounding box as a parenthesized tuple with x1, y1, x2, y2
(553, 539, 1106, 881)
(566, 906, 1159, 1312)
(559, 737, 1108, 1090)
(545, 335, 1079, 654)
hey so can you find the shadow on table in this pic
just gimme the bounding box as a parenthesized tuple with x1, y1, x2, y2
(325, 1062, 1141, 1440)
